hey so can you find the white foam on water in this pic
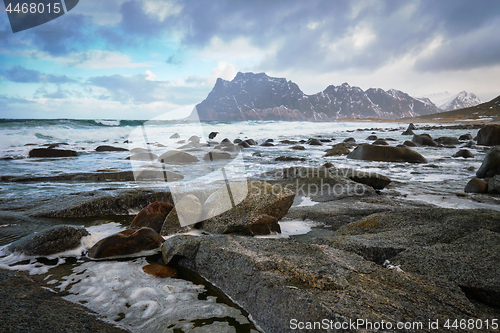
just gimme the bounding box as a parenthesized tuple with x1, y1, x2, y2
(59, 257, 251, 333)
(256, 219, 321, 239)
(296, 196, 318, 207)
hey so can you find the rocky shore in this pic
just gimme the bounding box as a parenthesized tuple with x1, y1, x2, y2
(1, 123, 499, 332)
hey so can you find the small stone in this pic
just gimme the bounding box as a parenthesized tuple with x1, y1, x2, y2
(143, 264, 177, 278)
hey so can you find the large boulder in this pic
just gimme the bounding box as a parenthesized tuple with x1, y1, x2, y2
(476, 146, 500, 178)
(160, 194, 202, 236)
(162, 233, 481, 333)
(130, 201, 174, 233)
(347, 143, 427, 163)
(7, 225, 89, 256)
(476, 124, 500, 146)
(127, 152, 158, 161)
(202, 151, 232, 161)
(459, 134, 473, 141)
(412, 134, 437, 146)
(306, 138, 322, 146)
(88, 227, 163, 259)
(199, 180, 295, 236)
(157, 150, 199, 164)
(28, 148, 78, 158)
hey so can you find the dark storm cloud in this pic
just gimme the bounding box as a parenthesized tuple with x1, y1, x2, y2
(3, 66, 76, 84)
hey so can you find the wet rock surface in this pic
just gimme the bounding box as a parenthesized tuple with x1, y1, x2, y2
(28, 148, 78, 158)
(88, 227, 163, 259)
(476, 124, 500, 146)
(199, 180, 295, 235)
(7, 225, 89, 256)
(0, 269, 129, 333)
(129, 201, 174, 233)
(347, 143, 427, 163)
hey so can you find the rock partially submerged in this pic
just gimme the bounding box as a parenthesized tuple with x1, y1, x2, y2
(88, 227, 163, 259)
(157, 150, 199, 164)
(412, 134, 437, 146)
(347, 143, 427, 163)
(476, 146, 500, 178)
(7, 225, 89, 256)
(335, 168, 391, 190)
(28, 148, 78, 158)
(199, 180, 295, 235)
(476, 124, 500, 146)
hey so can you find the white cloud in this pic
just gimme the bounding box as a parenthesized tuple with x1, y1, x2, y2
(143, 0, 182, 21)
(0, 48, 151, 69)
(145, 70, 157, 81)
(209, 61, 236, 83)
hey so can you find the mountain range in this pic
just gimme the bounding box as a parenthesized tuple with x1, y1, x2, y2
(192, 72, 482, 121)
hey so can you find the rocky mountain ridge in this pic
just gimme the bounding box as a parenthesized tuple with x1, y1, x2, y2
(192, 72, 480, 121)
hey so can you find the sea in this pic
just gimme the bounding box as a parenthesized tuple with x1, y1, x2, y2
(0, 118, 498, 332)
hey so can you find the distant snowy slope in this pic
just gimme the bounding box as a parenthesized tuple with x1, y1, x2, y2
(418, 91, 481, 111)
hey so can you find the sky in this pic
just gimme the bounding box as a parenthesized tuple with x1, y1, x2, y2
(1, 0, 500, 119)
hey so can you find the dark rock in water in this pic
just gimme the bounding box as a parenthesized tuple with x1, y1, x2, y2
(252, 152, 262, 157)
(435, 136, 460, 145)
(259, 142, 274, 147)
(322, 162, 335, 168)
(244, 139, 257, 146)
(95, 145, 128, 152)
(459, 133, 473, 141)
(290, 145, 305, 150)
(476, 124, 500, 146)
(347, 143, 427, 163)
(487, 175, 500, 194)
(265, 139, 274, 143)
(143, 263, 177, 278)
(476, 146, 500, 178)
(238, 141, 251, 148)
(203, 151, 232, 161)
(335, 168, 391, 190)
(208, 131, 219, 139)
(280, 139, 298, 144)
(170, 133, 180, 139)
(319, 138, 332, 143)
(88, 227, 163, 259)
(199, 180, 295, 235)
(8, 225, 89, 256)
(372, 139, 389, 145)
(324, 146, 350, 156)
(452, 149, 474, 158)
(130, 201, 174, 233)
(127, 152, 158, 161)
(274, 156, 306, 162)
(366, 135, 378, 140)
(220, 138, 232, 145)
(343, 137, 356, 143)
(412, 134, 436, 146)
(402, 123, 416, 135)
(233, 138, 242, 144)
(306, 138, 322, 145)
(158, 150, 199, 164)
(464, 177, 488, 193)
(29, 148, 78, 158)
(161, 194, 201, 236)
(403, 140, 418, 147)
